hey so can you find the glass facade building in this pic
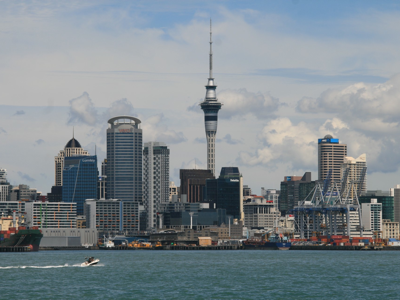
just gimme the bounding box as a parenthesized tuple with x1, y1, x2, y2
(359, 194, 394, 222)
(106, 116, 142, 202)
(62, 155, 98, 215)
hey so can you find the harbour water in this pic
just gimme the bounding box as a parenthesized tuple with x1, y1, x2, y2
(1, 250, 399, 299)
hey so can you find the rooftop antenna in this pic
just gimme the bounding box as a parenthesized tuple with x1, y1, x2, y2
(194, 159, 197, 169)
(95, 144, 97, 156)
(73, 126, 74, 139)
(209, 18, 213, 79)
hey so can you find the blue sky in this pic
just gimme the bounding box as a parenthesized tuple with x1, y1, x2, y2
(2, 0, 400, 193)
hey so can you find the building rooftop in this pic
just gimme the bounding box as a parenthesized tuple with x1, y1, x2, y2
(65, 138, 81, 149)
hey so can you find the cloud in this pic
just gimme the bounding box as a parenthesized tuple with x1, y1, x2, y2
(17, 171, 35, 183)
(188, 88, 282, 120)
(34, 139, 45, 146)
(102, 98, 135, 121)
(194, 137, 206, 144)
(14, 110, 25, 116)
(67, 92, 98, 125)
(0, 128, 6, 134)
(142, 114, 186, 144)
(222, 134, 242, 145)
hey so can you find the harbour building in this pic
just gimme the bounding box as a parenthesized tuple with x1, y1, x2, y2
(200, 21, 222, 176)
(318, 135, 347, 184)
(244, 197, 280, 230)
(205, 167, 244, 221)
(143, 142, 170, 230)
(25, 202, 77, 229)
(54, 135, 89, 186)
(62, 155, 98, 215)
(106, 116, 143, 202)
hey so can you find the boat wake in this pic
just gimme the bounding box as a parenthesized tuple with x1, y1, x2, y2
(0, 263, 104, 269)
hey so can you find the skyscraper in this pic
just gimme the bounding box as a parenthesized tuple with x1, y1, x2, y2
(341, 153, 367, 198)
(55, 135, 89, 186)
(318, 135, 347, 184)
(62, 155, 98, 215)
(0, 169, 9, 202)
(143, 142, 170, 230)
(106, 116, 143, 202)
(200, 21, 222, 176)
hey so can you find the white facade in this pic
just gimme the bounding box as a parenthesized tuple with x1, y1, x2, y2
(0, 169, 6, 183)
(143, 142, 169, 230)
(341, 153, 367, 198)
(0, 185, 9, 202)
(318, 135, 347, 184)
(41, 228, 98, 246)
(382, 219, 399, 240)
(25, 202, 77, 228)
(244, 198, 280, 229)
(361, 199, 382, 238)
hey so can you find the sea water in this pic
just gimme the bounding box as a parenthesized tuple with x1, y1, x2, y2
(0, 250, 399, 299)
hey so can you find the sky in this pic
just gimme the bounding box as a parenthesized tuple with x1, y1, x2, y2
(1, 0, 400, 194)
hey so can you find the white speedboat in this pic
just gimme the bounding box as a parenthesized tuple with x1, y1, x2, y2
(81, 257, 100, 267)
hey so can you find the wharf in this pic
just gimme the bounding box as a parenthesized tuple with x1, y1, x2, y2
(40, 246, 99, 251)
(0, 246, 32, 252)
(98, 245, 243, 250)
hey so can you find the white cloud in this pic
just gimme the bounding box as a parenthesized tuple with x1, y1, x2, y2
(142, 114, 186, 144)
(67, 92, 97, 125)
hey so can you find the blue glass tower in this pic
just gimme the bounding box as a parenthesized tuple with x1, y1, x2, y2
(200, 20, 222, 176)
(62, 155, 98, 215)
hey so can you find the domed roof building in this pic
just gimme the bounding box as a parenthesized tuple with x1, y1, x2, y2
(54, 134, 90, 186)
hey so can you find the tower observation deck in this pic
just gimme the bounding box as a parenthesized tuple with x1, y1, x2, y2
(200, 20, 222, 176)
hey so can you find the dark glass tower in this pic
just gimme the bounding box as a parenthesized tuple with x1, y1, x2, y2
(200, 20, 222, 176)
(106, 116, 143, 202)
(62, 155, 98, 215)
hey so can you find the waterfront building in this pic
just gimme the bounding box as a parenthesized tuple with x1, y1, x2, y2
(318, 135, 347, 184)
(40, 228, 98, 247)
(54, 135, 89, 187)
(76, 215, 86, 229)
(9, 184, 39, 201)
(382, 219, 399, 240)
(361, 199, 382, 238)
(279, 172, 315, 215)
(391, 184, 400, 223)
(205, 167, 244, 220)
(169, 181, 179, 202)
(0, 201, 26, 216)
(106, 116, 142, 202)
(262, 189, 280, 212)
(0, 169, 9, 201)
(200, 21, 222, 176)
(85, 199, 139, 235)
(359, 190, 394, 222)
(143, 142, 170, 230)
(25, 201, 77, 228)
(180, 169, 214, 203)
(244, 197, 280, 229)
(341, 153, 367, 198)
(62, 155, 98, 215)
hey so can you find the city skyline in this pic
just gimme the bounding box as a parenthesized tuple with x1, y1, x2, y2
(2, 1, 400, 193)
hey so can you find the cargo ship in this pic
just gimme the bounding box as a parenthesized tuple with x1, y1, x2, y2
(243, 234, 291, 250)
(0, 213, 43, 251)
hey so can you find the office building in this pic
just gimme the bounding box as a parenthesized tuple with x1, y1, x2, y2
(169, 181, 179, 202)
(180, 169, 214, 203)
(9, 184, 39, 201)
(62, 155, 98, 215)
(25, 202, 77, 229)
(382, 219, 399, 239)
(243, 185, 252, 197)
(359, 190, 394, 222)
(361, 199, 382, 238)
(318, 135, 347, 184)
(143, 142, 170, 230)
(205, 167, 243, 220)
(47, 186, 62, 202)
(85, 199, 139, 235)
(0, 168, 9, 201)
(106, 116, 142, 202)
(341, 153, 367, 198)
(0, 201, 26, 216)
(262, 188, 280, 212)
(279, 172, 315, 215)
(54, 135, 89, 186)
(392, 185, 400, 223)
(244, 197, 280, 229)
(200, 22, 222, 176)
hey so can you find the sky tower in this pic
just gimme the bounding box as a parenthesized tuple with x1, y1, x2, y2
(200, 20, 222, 176)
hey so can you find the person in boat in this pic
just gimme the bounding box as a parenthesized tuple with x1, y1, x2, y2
(88, 257, 94, 263)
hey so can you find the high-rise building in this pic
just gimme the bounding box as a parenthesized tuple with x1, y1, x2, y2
(205, 167, 244, 220)
(54, 135, 89, 186)
(143, 142, 170, 230)
(0, 169, 10, 202)
(106, 116, 142, 202)
(318, 135, 347, 184)
(62, 155, 98, 215)
(200, 21, 222, 176)
(392, 184, 400, 223)
(359, 190, 394, 222)
(169, 181, 179, 202)
(279, 172, 315, 215)
(9, 184, 39, 201)
(361, 199, 382, 238)
(180, 169, 214, 203)
(341, 153, 367, 198)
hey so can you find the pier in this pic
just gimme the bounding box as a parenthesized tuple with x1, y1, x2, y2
(0, 246, 32, 252)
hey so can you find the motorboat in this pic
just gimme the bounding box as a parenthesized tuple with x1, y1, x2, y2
(81, 257, 100, 267)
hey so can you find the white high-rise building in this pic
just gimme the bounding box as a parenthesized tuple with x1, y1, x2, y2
(55, 136, 89, 186)
(143, 142, 170, 230)
(361, 199, 382, 238)
(0, 169, 9, 202)
(318, 135, 347, 184)
(341, 153, 367, 198)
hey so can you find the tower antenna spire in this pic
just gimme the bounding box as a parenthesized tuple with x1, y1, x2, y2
(209, 18, 213, 79)
(73, 126, 74, 139)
